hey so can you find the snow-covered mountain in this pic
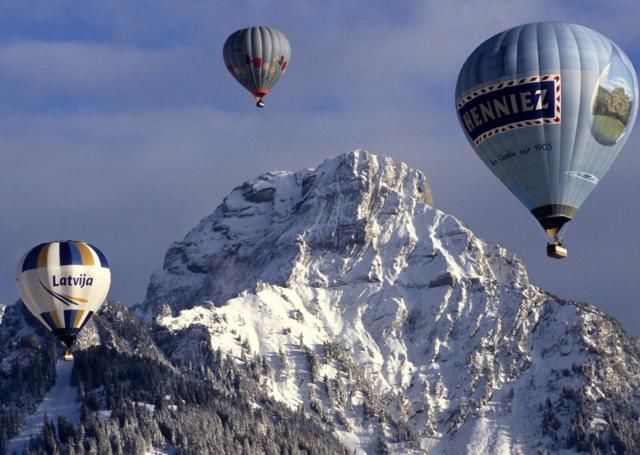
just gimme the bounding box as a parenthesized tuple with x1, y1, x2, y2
(141, 150, 640, 454)
(2, 151, 638, 454)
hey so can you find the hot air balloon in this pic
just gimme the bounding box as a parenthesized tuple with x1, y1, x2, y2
(455, 22, 638, 258)
(16, 241, 111, 361)
(223, 26, 291, 108)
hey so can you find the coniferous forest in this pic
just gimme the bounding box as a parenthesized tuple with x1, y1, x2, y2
(0, 302, 350, 455)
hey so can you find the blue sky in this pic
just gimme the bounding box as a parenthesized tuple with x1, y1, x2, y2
(2, 1, 640, 334)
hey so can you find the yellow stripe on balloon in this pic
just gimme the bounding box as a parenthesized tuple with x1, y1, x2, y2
(76, 242, 95, 266)
(37, 243, 50, 268)
(73, 309, 86, 328)
(63, 294, 89, 304)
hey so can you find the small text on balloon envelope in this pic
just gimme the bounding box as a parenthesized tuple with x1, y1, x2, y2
(489, 143, 553, 166)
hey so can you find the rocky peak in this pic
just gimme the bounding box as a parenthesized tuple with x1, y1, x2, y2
(143, 150, 434, 316)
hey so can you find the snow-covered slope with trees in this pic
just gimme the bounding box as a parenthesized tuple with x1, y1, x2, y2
(0, 300, 348, 454)
(141, 150, 640, 454)
(7, 360, 79, 454)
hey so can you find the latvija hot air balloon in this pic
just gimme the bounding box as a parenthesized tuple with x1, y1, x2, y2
(456, 22, 638, 258)
(16, 241, 111, 361)
(223, 26, 291, 108)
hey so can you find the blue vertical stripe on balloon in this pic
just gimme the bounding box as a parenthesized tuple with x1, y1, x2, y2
(79, 311, 94, 330)
(22, 244, 45, 271)
(69, 242, 82, 265)
(89, 244, 109, 268)
(59, 242, 72, 266)
(40, 312, 58, 331)
(59, 241, 84, 266)
(64, 310, 78, 329)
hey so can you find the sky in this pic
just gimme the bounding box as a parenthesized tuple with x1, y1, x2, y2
(1, 1, 640, 335)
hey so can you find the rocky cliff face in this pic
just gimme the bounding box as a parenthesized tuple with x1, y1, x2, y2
(144, 150, 433, 315)
(142, 150, 640, 454)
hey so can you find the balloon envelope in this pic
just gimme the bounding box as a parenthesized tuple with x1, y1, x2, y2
(16, 241, 111, 348)
(223, 26, 291, 107)
(456, 22, 638, 239)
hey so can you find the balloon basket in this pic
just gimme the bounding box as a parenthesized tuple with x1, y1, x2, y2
(547, 242, 567, 259)
(63, 350, 74, 362)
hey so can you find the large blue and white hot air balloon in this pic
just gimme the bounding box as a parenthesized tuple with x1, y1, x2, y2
(16, 241, 111, 360)
(456, 22, 638, 258)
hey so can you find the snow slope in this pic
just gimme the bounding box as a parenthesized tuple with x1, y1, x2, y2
(7, 360, 79, 453)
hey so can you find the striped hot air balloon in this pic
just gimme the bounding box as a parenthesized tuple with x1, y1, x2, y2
(223, 26, 291, 108)
(455, 22, 638, 258)
(16, 241, 111, 360)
